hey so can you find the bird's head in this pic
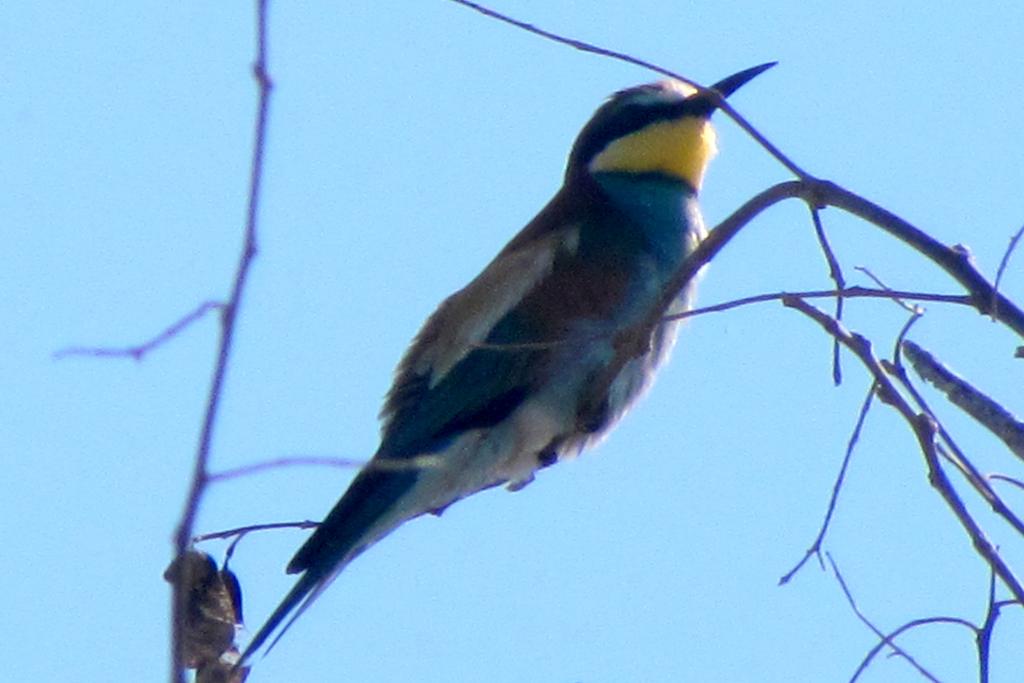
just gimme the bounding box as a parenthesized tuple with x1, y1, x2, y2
(566, 62, 775, 192)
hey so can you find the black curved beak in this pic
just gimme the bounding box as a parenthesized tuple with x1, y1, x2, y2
(711, 62, 777, 98)
(689, 61, 776, 116)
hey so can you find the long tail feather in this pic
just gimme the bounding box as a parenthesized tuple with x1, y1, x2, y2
(240, 467, 420, 663)
(239, 570, 327, 663)
(287, 468, 418, 574)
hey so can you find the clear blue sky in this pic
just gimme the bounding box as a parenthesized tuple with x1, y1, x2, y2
(3, 2, 1023, 681)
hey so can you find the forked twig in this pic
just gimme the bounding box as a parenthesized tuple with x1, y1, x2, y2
(783, 297, 1024, 605)
(828, 554, 947, 683)
(779, 386, 875, 585)
(53, 300, 224, 360)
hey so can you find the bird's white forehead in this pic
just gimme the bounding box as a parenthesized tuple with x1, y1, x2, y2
(622, 79, 698, 106)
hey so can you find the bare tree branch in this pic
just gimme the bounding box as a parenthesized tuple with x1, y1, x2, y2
(53, 300, 223, 361)
(679, 180, 1024, 339)
(193, 520, 321, 545)
(828, 554, 946, 682)
(779, 386, 875, 585)
(989, 474, 1024, 492)
(208, 453, 442, 483)
(855, 266, 924, 316)
(809, 204, 845, 384)
(993, 224, 1024, 321)
(902, 340, 1024, 462)
(784, 297, 1024, 605)
(447, 0, 809, 179)
(170, 2, 273, 681)
(886, 353, 1024, 538)
(670, 286, 970, 322)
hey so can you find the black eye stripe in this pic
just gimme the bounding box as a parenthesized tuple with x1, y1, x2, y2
(600, 101, 689, 142)
(568, 92, 708, 171)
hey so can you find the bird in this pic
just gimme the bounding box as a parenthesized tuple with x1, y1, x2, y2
(241, 62, 774, 662)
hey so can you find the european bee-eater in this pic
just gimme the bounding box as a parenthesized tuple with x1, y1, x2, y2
(242, 62, 773, 660)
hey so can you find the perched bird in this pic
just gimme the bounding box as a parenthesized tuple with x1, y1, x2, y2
(242, 62, 773, 660)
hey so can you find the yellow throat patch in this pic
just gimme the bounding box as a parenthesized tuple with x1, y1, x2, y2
(588, 115, 718, 191)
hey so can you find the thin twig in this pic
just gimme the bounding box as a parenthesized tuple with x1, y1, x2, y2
(193, 520, 321, 544)
(170, 3, 272, 681)
(809, 205, 845, 384)
(848, 612, 976, 683)
(891, 308, 924, 363)
(977, 570, 997, 683)
(684, 180, 1024, 339)
(447, 0, 810, 179)
(828, 554, 945, 682)
(779, 386, 875, 585)
(975, 576, 1021, 683)
(670, 286, 969, 321)
(993, 224, 1024, 321)
(855, 266, 923, 315)
(784, 297, 1024, 605)
(817, 182, 1024, 335)
(208, 453, 442, 482)
(53, 300, 224, 361)
(209, 456, 368, 482)
(470, 286, 971, 353)
(449, 0, 691, 83)
(989, 474, 1024, 492)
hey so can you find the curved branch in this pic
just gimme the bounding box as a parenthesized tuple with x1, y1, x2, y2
(447, 0, 809, 178)
(675, 180, 1024, 339)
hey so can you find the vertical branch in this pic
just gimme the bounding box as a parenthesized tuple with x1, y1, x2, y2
(808, 204, 845, 385)
(170, 2, 273, 681)
(992, 223, 1024, 321)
